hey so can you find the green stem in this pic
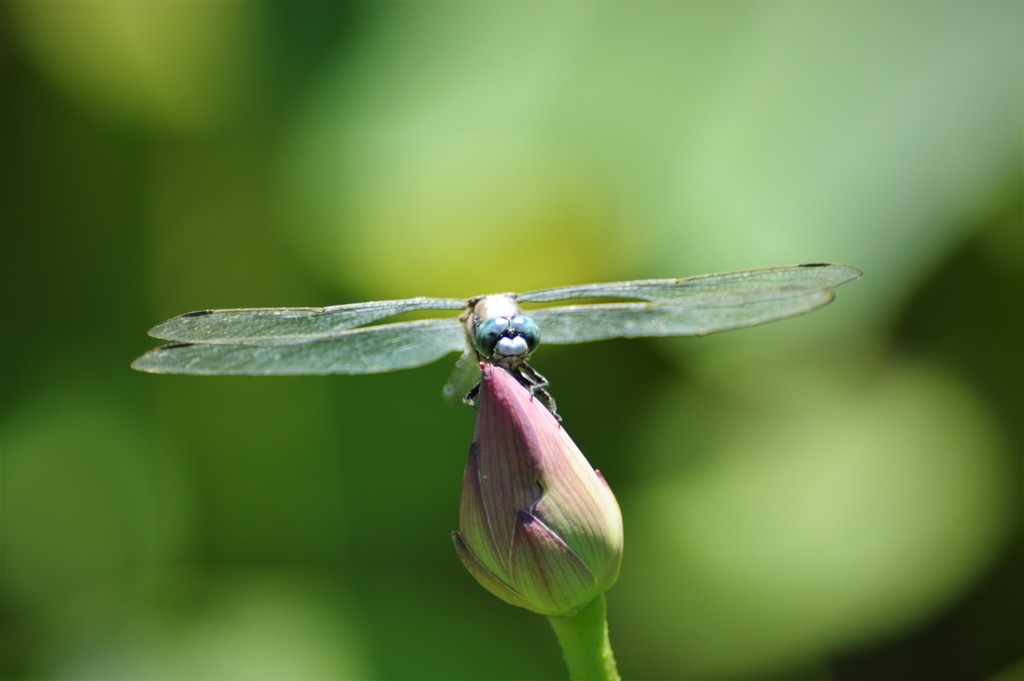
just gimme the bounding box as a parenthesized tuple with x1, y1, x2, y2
(547, 595, 620, 681)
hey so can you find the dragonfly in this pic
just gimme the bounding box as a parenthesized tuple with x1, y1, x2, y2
(132, 262, 861, 418)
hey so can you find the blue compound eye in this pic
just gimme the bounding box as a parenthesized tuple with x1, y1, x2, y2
(474, 317, 510, 357)
(508, 315, 540, 353)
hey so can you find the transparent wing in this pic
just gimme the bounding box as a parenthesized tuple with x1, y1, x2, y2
(148, 297, 467, 344)
(441, 350, 483, 406)
(132, 318, 467, 375)
(528, 264, 861, 344)
(518, 263, 861, 303)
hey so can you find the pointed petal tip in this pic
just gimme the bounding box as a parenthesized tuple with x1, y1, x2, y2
(509, 511, 599, 615)
(478, 362, 562, 444)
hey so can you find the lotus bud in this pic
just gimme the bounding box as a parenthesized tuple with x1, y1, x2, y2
(452, 364, 623, 616)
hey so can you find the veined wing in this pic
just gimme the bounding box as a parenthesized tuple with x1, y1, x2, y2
(132, 317, 466, 375)
(528, 264, 861, 344)
(441, 350, 482, 405)
(518, 263, 861, 304)
(148, 297, 467, 345)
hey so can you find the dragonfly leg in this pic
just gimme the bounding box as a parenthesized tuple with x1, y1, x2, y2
(462, 383, 480, 408)
(460, 363, 561, 422)
(515, 365, 561, 423)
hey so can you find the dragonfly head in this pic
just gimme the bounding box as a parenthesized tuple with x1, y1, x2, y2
(473, 315, 540, 366)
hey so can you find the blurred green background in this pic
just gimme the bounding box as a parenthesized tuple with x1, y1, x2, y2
(1, 2, 1020, 680)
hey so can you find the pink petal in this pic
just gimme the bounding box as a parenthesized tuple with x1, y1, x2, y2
(452, 531, 533, 611)
(509, 511, 599, 616)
